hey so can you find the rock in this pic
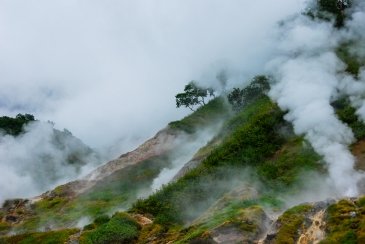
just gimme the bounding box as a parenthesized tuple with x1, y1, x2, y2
(211, 224, 246, 243)
(5, 215, 18, 223)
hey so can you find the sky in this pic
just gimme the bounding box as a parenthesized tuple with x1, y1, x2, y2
(0, 0, 306, 153)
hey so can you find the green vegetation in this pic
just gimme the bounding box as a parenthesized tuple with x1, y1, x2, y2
(79, 212, 140, 244)
(258, 137, 322, 188)
(15, 155, 172, 233)
(333, 98, 365, 140)
(0, 229, 78, 244)
(336, 43, 362, 77)
(132, 96, 286, 225)
(321, 198, 365, 243)
(175, 81, 215, 111)
(227, 75, 270, 112)
(0, 114, 35, 136)
(317, 0, 346, 27)
(275, 204, 313, 243)
(169, 97, 228, 133)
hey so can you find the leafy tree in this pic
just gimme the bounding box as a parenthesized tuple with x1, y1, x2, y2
(317, 0, 351, 27)
(227, 88, 244, 112)
(175, 81, 215, 111)
(227, 76, 270, 112)
(0, 113, 35, 136)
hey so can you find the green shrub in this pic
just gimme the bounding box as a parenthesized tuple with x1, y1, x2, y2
(227, 76, 270, 112)
(80, 212, 140, 244)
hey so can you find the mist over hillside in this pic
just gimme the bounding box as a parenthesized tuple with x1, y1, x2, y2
(0, 0, 305, 151)
(1, 0, 365, 243)
(0, 115, 102, 204)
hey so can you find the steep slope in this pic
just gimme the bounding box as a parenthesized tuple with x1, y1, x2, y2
(0, 98, 229, 236)
(1, 1, 365, 243)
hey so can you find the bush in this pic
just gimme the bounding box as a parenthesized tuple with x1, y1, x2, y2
(80, 212, 141, 244)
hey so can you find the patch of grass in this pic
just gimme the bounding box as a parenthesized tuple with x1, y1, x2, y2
(169, 97, 229, 134)
(1, 228, 79, 244)
(0, 222, 10, 236)
(275, 204, 313, 244)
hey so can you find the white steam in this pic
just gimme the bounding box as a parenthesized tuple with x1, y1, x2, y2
(150, 125, 221, 193)
(0, 0, 306, 150)
(267, 4, 365, 196)
(0, 122, 100, 204)
(0, 0, 307, 203)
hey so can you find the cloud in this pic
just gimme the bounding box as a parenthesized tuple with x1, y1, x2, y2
(0, 0, 306, 151)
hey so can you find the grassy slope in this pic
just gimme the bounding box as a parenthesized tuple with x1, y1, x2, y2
(4, 70, 365, 242)
(0, 97, 229, 236)
(0, 229, 79, 244)
(130, 94, 325, 242)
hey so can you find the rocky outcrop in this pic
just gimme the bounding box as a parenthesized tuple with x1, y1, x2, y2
(1, 199, 34, 225)
(261, 199, 336, 244)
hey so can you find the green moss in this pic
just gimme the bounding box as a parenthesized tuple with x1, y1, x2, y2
(1, 228, 78, 244)
(321, 199, 365, 243)
(275, 204, 313, 244)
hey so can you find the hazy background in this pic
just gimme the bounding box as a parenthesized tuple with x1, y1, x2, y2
(0, 0, 306, 155)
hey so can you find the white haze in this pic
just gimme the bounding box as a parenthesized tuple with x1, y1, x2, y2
(0, 0, 307, 202)
(1, 0, 364, 204)
(150, 124, 222, 193)
(0, 122, 99, 204)
(267, 1, 365, 197)
(0, 0, 306, 150)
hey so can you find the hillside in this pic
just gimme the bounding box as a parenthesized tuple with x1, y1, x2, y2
(0, 114, 101, 204)
(1, 0, 365, 243)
